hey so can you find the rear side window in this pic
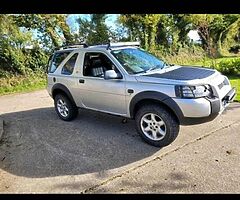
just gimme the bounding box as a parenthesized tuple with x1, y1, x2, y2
(49, 51, 71, 73)
(61, 53, 78, 75)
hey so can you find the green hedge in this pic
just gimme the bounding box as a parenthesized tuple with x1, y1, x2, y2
(217, 58, 240, 75)
(0, 72, 46, 95)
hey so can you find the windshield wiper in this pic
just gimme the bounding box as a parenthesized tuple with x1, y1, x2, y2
(161, 62, 174, 68)
(146, 64, 165, 72)
(134, 70, 147, 74)
(146, 66, 158, 73)
(163, 62, 168, 66)
(135, 63, 170, 74)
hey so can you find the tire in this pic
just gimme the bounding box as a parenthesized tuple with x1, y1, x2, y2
(54, 94, 78, 121)
(135, 104, 179, 147)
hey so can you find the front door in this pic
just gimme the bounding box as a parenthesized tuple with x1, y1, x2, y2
(78, 52, 127, 115)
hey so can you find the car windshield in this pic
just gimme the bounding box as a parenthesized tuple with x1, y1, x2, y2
(111, 48, 168, 74)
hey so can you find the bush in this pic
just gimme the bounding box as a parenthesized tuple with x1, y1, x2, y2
(0, 45, 49, 78)
(0, 72, 46, 95)
(24, 47, 49, 73)
(218, 58, 240, 75)
(150, 46, 207, 66)
(150, 46, 240, 76)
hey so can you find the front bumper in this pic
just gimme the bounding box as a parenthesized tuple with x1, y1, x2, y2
(166, 88, 236, 125)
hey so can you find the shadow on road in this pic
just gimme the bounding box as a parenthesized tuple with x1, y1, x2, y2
(0, 107, 158, 178)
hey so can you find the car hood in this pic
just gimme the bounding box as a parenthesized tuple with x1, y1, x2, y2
(135, 65, 223, 85)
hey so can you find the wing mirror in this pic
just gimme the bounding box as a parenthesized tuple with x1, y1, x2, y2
(104, 70, 121, 79)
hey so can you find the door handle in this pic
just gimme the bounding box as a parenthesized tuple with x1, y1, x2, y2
(79, 79, 85, 84)
(127, 89, 134, 94)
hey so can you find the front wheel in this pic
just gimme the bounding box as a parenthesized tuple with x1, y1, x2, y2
(135, 104, 180, 147)
(54, 94, 78, 121)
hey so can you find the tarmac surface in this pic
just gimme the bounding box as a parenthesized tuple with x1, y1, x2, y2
(0, 90, 239, 193)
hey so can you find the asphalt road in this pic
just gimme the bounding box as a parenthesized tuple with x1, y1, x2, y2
(0, 90, 239, 193)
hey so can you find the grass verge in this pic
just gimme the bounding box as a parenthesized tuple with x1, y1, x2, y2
(228, 75, 240, 102)
(188, 56, 240, 68)
(0, 74, 47, 96)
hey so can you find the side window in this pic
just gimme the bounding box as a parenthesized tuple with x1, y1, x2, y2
(49, 51, 71, 73)
(83, 52, 121, 78)
(61, 53, 78, 75)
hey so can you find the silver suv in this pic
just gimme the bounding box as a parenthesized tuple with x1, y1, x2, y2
(47, 42, 236, 147)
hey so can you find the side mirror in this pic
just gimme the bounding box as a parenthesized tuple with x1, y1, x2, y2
(104, 70, 119, 79)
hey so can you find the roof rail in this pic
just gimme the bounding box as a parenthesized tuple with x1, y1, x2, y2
(58, 43, 88, 50)
(106, 41, 140, 50)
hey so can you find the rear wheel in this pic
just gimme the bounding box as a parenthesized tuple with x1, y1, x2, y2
(135, 104, 179, 147)
(54, 94, 78, 121)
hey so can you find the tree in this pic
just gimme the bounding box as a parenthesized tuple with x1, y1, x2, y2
(89, 14, 109, 44)
(119, 14, 162, 50)
(218, 15, 240, 55)
(156, 14, 184, 54)
(77, 14, 109, 45)
(108, 25, 129, 42)
(172, 14, 192, 47)
(183, 14, 215, 56)
(118, 14, 142, 42)
(119, 14, 194, 54)
(0, 14, 50, 76)
(0, 15, 32, 74)
(14, 14, 75, 50)
(144, 14, 162, 50)
(184, 14, 240, 57)
(76, 16, 94, 42)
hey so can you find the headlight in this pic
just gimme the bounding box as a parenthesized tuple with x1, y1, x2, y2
(175, 85, 213, 98)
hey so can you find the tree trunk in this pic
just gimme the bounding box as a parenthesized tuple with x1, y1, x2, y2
(148, 26, 156, 51)
(143, 25, 148, 50)
(197, 26, 215, 57)
(46, 27, 60, 48)
(217, 31, 224, 57)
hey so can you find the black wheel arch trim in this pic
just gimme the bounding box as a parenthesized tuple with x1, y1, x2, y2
(129, 91, 184, 122)
(129, 91, 221, 125)
(51, 83, 77, 106)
